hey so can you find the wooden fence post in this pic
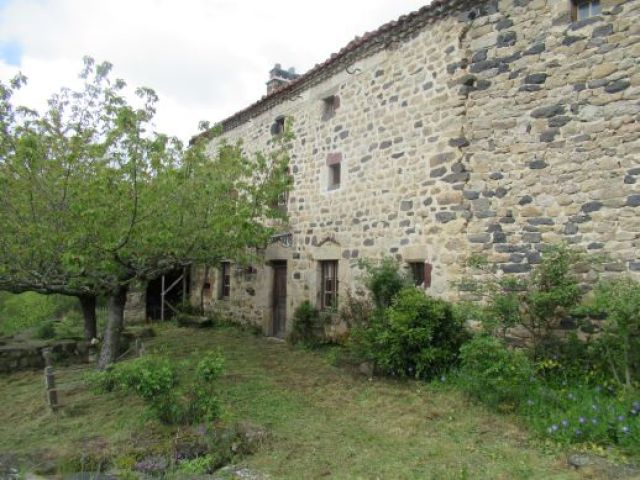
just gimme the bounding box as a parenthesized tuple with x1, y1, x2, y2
(42, 348, 59, 412)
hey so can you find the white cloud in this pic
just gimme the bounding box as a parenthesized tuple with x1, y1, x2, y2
(0, 0, 429, 141)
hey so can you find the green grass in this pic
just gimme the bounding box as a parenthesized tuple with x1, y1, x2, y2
(0, 324, 591, 478)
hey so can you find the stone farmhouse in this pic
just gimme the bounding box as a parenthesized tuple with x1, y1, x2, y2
(129, 0, 640, 337)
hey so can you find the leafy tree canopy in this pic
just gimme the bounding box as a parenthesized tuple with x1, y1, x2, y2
(0, 57, 291, 366)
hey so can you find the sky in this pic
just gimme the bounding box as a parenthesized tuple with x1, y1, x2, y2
(0, 0, 429, 142)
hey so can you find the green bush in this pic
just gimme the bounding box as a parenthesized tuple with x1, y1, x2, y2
(459, 335, 534, 407)
(288, 300, 324, 347)
(196, 351, 225, 382)
(591, 278, 640, 388)
(352, 287, 468, 380)
(89, 352, 223, 425)
(360, 258, 410, 308)
(462, 244, 583, 357)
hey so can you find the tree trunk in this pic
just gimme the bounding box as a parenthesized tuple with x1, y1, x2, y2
(79, 294, 97, 340)
(97, 286, 128, 370)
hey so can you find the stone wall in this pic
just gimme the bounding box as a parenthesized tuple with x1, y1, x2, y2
(200, 0, 640, 336)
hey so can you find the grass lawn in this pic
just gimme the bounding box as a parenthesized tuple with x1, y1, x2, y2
(1, 324, 592, 479)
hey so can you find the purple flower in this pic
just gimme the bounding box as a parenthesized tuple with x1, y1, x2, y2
(630, 409, 639, 417)
(617, 415, 626, 422)
(591, 418, 599, 425)
(548, 424, 559, 433)
(574, 428, 583, 436)
(622, 426, 630, 434)
(578, 416, 586, 424)
(632, 401, 640, 410)
(561, 419, 569, 428)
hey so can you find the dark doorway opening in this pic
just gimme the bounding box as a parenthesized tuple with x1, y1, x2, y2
(272, 261, 287, 338)
(146, 268, 190, 321)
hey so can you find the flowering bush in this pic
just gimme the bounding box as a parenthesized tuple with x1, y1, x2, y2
(522, 383, 640, 450)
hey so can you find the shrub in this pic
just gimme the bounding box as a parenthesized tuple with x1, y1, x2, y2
(459, 335, 534, 407)
(359, 258, 410, 308)
(461, 244, 583, 357)
(352, 287, 468, 380)
(288, 300, 324, 347)
(591, 278, 640, 388)
(196, 351, 225, 382)
(88, 352, 223, 425)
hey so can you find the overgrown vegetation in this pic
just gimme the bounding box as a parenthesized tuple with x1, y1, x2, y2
(346, 259, 468, 380)
(0, 325, 590, 479)
(452, 245, 640, 454)
(287, 300, 323, 348)
(0, 292, 79, 337)
(89, 351, 225, 425)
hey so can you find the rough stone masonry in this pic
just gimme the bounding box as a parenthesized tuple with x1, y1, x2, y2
(180, 0, 640, 338)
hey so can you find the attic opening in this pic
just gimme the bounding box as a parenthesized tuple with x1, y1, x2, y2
(322, 95, 340, 120)
(146, 268, 190, 321)
(271, 116, 286, 136)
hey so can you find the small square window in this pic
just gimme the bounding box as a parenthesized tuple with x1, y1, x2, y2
(322, 95, 340, 120)
(571, 0, 601, 21)
(408, 261, 433, 289)
(272, 116, 285, 136)
(328, 163, 341, 190)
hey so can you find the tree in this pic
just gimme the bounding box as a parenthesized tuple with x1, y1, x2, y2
(0, 58, 291, 367)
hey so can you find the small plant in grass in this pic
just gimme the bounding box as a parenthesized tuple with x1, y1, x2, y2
(177, 454, 217, 474)
(520, 382, 640, 451)
(88, 351, 224, 425)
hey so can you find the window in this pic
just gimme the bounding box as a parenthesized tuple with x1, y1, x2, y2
(322, 95, 340, 120)
(409, 261, 433, 289)
(571, 0, 601, 21)
(272, 116, 285, 136)
(328, 164, 341, 190)
(219, 262, 231, 299)
(320, 260, 338, 310)
(326, 152, 342, 190)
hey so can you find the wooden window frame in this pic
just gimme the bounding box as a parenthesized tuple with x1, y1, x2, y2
(320, 260, 339, 310)
(219, 262, 231, 299)
(570, 0, 601, 21)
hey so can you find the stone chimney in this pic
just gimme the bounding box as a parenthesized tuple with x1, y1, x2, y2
(266, 63, 300, 94)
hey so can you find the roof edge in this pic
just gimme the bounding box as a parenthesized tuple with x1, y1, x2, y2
(191, 0, 481, 145)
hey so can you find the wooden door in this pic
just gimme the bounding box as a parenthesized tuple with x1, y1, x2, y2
(272, 262, 287, 337)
